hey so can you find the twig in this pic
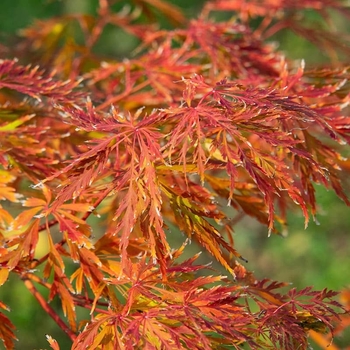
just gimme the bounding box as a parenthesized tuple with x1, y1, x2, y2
(23, 278, 77, 342)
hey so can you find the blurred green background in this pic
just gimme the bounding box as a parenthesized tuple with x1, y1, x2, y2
(0, 0, 349, 349)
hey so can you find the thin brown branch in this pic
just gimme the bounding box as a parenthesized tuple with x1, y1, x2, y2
(24, 272, 52, 290)
(23, 278, 77, 342)
(73, 297, 110, 315)
(81, 186, 112, 221)
(38, 218, 58, 233)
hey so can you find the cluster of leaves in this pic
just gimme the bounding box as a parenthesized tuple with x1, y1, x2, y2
(0, 0, 349, 349)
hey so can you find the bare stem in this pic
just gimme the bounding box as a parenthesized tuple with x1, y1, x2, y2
(38, 218, 58, 233)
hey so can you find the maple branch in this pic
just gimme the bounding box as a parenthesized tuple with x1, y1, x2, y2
(73, 297, 110, 315)
(81, 186, 112, 221)
(22, 278, 77, 342)
(85, 0, 109, 49)
(229, 212, 246, 226)
(38, 218, 58, 233)
(263, 19, 293, 38)
(24, 272, 52, 290)
(24, 272, 109, 316)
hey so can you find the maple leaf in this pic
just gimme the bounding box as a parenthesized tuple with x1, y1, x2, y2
(0, 59, 83, 103)
(73, 254, 256, 349)
(204, 0, 350, 60)
(0, 220, 40, 272)
(48, 272, 77, 332)
(0, 302, 17, 350)
(46, 335, 60, 350)
(0, 170, 18, 229)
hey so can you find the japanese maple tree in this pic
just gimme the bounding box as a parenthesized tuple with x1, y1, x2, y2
(0, 0, 349, 349)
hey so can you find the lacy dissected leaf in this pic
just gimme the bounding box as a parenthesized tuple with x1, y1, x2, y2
(46, 335, 60, 350)
(266, 299, 339, 348)
(0, 307, 17, 350)
(239, 281, 344, 349)
(71, 314, 118, 350)
(0, 66, 88, 182)
(0, 207, 12, 230)
(48, 272, 77, 332)
(86, 18, 282, 112)
(0, 170, 18, 228)
(70, 246, 103, 295)
(0, 268, 10, 287)
(162, 182, 241, 275)
(309, 287, 350, 349)
(70, 252, 344, 350)
(0, 219, 39, 271)
(110, 118, 169, 271)
(7, 185, 96, 281)
(37, 64, 349, 275)
(73, 257, 256, 349)
(205, 0, 349, 16)
(204, 0, 350, 59)
(43, 234, 66, 280)
(0, 171, 19, 205)
(0, 124, 59, 180)
(39, 104, 173, 272)
(16, 0, 184, 79)
(13, 184, 93, 230)
(161, 76, 310, 229)
(0, 59, 83, 102)
(132, 0, 185, 25)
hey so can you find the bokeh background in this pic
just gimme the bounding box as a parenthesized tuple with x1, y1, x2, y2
(0, 0, 349, 349)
